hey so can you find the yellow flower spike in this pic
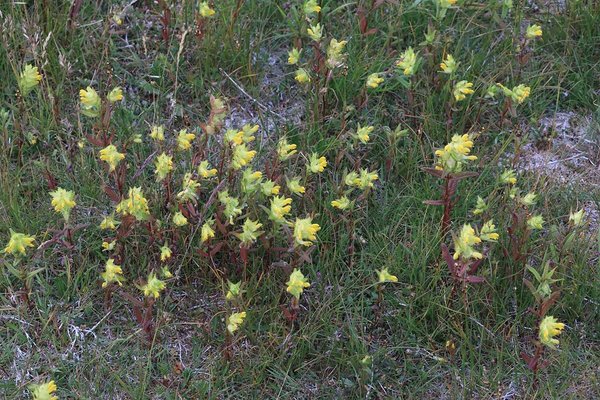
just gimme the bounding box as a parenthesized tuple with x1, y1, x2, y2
(160, 243, 172, 262)
(480, 220, 499, 242)
(512, 84, 531, 104)
(277, 137, 297, 161)
(161, 266, 173, 279)
(287, 48, 301, 65)
(150, 125, 165, 141)
(294, 68, 311, 84)
(344, 171, 360, 187)
(177, 129, 196, 151)
(116, 187, 150, 220)
(198, 160, 218, 178)
(227, 311, 247, 334)
(102, 240, 115, 251)
(439, 53, 458, 74)
(79, 86, 101, 117)
(154, 152, 174, 182)
(453, 80, 474, 101)
(434, 134, 477, 173)
(3, 230, 35, 256)
(539, 316, 565, 348)
(472, 196, 488, 215)
(107, 87, 123, 103)
(526, 24, 543, 39)
(225, 281, 242, 300)
(293, 217, 321, 247)
(453, 224, 483, 260)
(224, 129, 244, 146)
(366, 73, 384, 89)
(269, 195, 293, 224)
(331, 196, 351, 210)
(307, 153, 327, 174)
(141, 272, 166, 299)
(286, 177, 306, 196)
(303, 0, 321, 15)
(357, 168, 378, 190)
(218, 190, 243, 223)
(261, 180, 280, 197)
(201, 219, 216, 243)
(241, 124, 259, 143)
(354, 125, 374, 144)
(177, 173, 200, 203)
(172, 212, 188, 227)
(199, 1, 215, 17)
(499, 169, 517, 185)
(395, 47, 418, 76)
(101, 258, 124, 288)
(307, 23, 323, 42)
(527, 215, 544, 230)
(232, 144, 256, 170)
(520, 192, 537, 206)
(286, 268, 311, 300)
(377, 268, 398, 283)
(569, 209, 585, 227)
(30, 380, 58, 400)
(326, 38, 348, 69)
(236, 218, 263, 246)
(100, 215, 119, 230)
(99, 144, 125, 172)
(50, 187, 76, 221)
(18, 64, 42, 96)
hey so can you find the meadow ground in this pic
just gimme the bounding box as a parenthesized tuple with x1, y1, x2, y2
(0, 1, 599, 399)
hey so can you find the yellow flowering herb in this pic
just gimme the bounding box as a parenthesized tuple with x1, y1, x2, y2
(227, 311, 246, 334)
(99, 144, 125, 172)
(453, 80, 474, 101)
(107, 87, 123, 103)
(293, 217, 321, 247)
(331, 196, 351, 210)
(177, 129, 196, 150)
(520, 192, 537, 206)
(225, 129, 244, 146)
(160, 243, 172, 262)
(434, 134, 477, 173)
(307, 23, 323, 42)
(199, 1, 215, 17)
(269, 196, 293, 224)
(303, 0, 321, 15)
(480, 220, 499, 242)
(286, 268, 311, 299)
(177, 173, 200, 202)
(395, 47, 418, 76)
(150, 125, 165, 141)
(226, 280, 242, 300)
(499, 169, 517, 185)
(141, 272, 166, 298)
(201, 220, 216, 243)
(218, 190, 243, 223)
(439, 53, 458, 74)
(18, 64, 42, 96)
(526, 24, 542, 39)
(116, 187, 150, 220)
(538, 316, 565, 348)
(287, 48, 301, 65)
(377, 268, 398, 283)
(50, 187, 76, 221)
(277, 137, 297, 161)
(198, 160, 218, 178)
(161, 266, 173, 278)
(100, 215, 119, 230)
(286, 177, 306, 195)
(569, 209, 585, 227)
(79, 86, 101, 117)
(232, 144, 256, 170)
(154, 153, 173, 181)
(241, 169, 263, 194)
(295, 68, 311, 84)
(241, 124, 259, 143)
(3, 230, 35, 256)
(261, 180, 280, 196)
(357, 168, 378, 190)
(354, 125, 373, 144)
(472, 196, 488, 215)
(527, 215, 544, 230)
(30, 380, 58, 400)
(326, 38, 348, 69)
(102, 240, 115, 251)
(101, 258, 124, 288)
(344, 171, 360, 187)
(172, 212, 188, 227)
(497, 83, 531, 104)
(236, 218, 263, 246)
(307, 153, 327, 174)
(366, 73, 384, 88)
(453, 224, 483, 260)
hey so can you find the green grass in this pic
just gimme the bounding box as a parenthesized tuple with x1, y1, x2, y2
(1, 0, 599, 398)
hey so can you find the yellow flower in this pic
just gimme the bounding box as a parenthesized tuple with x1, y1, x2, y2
(357, 168, 378, 190)
(227, 311, 246, 334)
(286, 177, 306, 196)
(154, 152, 174, 181)
(295, 68, 311, 84)
(150, 125, 165, 141)
(286, 268, 311, 299)
(101, 258, 124, 288)
(241, 124, 259, 143)
(161, 266, 173, 278)
(100, 215, 119, 230)
(526, 24, 542, 39)
(99, 144, 125, 172)
(527, 215, 544, 230)
(225, 281, 242, 300)
(50, 187, 76, 221)
(232, 144, 256, 170)
(434, 134, 477, 173)
(307, 153, 327, 174)
(30, 380, 58, 400)
(141, 272, 166, 298)
(261, 180, 280, 196)
(303, 0, 321, 15)
(201, 220, 216, 243)
(378, 268, 398, 283)
(293, 217, 320, 247)
(218, 190, 243, 223)
(177, 173, 200, 202)
(331, 196, 351, 210)
(366, 73, 384, 88)
(172, 212, 188, 227)
(107, 87, 123, 103)
(354, 125, 373, 144)
(241, 169, 263, 194)
(160, 243, 172, 262)
(439, 53, 458, 74)
(326, 38, 348, 69)
(177, 129, 196, 150)
(569, 209, 585, 227)
(277, 137, 297, 161)
(116, 187, 150, 220)
(18, 64, 42, 96)
(79, 86, 101, 117)
(236, 218, 263, 246)
(497, 83, 530, 104)
(288, 48, 301, 65)
(453, 224, 482, 260)
(453, 80, 474, 101)
(539, 316, 565, 348)
(199, 1, 215, 17)
(500, 169, 517, 185)
(307, 23, 323, 42)
(102, 240, 115, 251)
(480, 220, 499, 242)
(269, 196, 293, 224)
(395, 47, 418, 76)
(344, 171, 360, 187)
(225, 129, 244, 146)
(472, 196, 487, 215)
(198, 160, 218, 178)
(520, 192, 537, 206)
(3, 230, 35, 256)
